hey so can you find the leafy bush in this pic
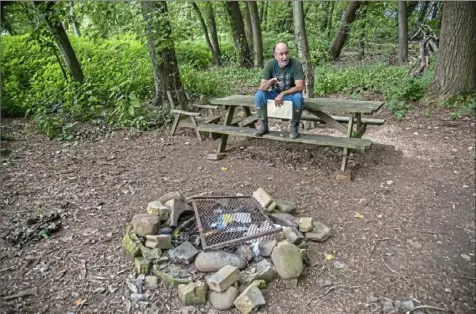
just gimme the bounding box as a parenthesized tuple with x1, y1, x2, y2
(314, 62, 434, 119)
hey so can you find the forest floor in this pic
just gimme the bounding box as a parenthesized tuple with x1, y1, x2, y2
(1, 103, 475, 314)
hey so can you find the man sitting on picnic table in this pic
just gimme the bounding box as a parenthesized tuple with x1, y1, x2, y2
(255, 42, 305, 139)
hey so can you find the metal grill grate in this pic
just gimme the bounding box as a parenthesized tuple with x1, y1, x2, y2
(190, 196, 282, 251)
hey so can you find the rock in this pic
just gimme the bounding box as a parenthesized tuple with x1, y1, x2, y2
(234, 284, 266, 314)
(159, 191, 186, 204)
(158, 227, 173, 235)
(146, 201, 170, 221)
(153, 264, 192, 288)
(122, 230, 143, 258)
(135, 257, 151, 275)
(238, 259, 277, 284)
(393, 301, 402, 309)
(319, 279, 333, 287)
(275, 199, 297, 213)
(399, 300, 415, 311)
(266, 201, 277, 213)
(178, 282, 208, 306)
(130, 293, 147, 302)
(305, 221, 331, 242)
(282, 227, 304, 245)
(144, 275, 158, 286)
(253, 187, 273, 209)
(140, 247, 162, 262)
(169, 242, 198, 264)
(195, 251, 247, 272)
(298, 217, 313, 232)
(209, 286, 239, 311)
(269, 213, 299, 228)
(300, 249, 311, 266)
(206, 265, 239, 292)
(407, 239, 422, 249)
(146, 234, 172, 249)
(382, 299, 398, 313)
(271, 241, 304, 279)
(258, 240, 277, 257)
(235, 245, 254, 262)
(132, 214, 160, 237)
(165, 199, 193, 227)
(251, 280, 266, 289)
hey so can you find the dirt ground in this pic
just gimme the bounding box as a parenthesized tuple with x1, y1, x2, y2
(1, 105, 475, 314)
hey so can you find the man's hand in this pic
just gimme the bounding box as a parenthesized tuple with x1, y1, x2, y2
(274, 92, 285, 107)
(259, 78, 278, 91)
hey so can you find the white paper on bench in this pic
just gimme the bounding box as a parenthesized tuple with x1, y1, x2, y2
(267, 100, 293, 119)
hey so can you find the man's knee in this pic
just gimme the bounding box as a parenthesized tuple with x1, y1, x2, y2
(255, 90, 267, 108)
(291, 93, 304, 110)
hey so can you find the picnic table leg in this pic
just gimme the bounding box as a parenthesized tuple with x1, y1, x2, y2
(190, 116, 202, 142)
(243, 106, 252, 117)
(340, 113, 355, 173)
(352, 113, 367, 138)
(207, 105, 235, 160)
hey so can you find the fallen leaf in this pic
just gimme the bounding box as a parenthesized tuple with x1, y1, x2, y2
(126, 280, 138, 293)
(221, 167, 228, 171)
(74, 298, 85, 306)
(325, 253, 335, 260)
(108, 285, 118, 293)
(461, 254, 471, 261)
(354, 212, 364, 219)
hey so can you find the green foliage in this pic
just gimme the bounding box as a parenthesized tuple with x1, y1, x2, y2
(441, 93, 476, 119)
(1, 34, 169, 139)
(314, 63, 433, 119)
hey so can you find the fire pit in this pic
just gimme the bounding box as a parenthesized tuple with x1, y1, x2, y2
(190, 196, 282, 251)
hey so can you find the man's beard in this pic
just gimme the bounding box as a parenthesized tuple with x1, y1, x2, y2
(278, 60, 289, 68)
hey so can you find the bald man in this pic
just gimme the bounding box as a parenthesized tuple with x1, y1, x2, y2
(254, 42, 305, 139)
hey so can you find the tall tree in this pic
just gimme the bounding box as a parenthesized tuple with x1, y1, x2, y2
(243, 2, 253, 57)
(141, 1, 186, 108)
(224, 1, 252, 68)
(204, 2, 221, 65)
(34, 1, 84, 83)
(427, 2, 476, 100)
(192, 2, 220, 66)
(328, 1, 362, 60)
(247, 1, 263, 68)
(398, 1, 408, 63)
(292, 1, 313, 98)
(68, 1, 80, 37)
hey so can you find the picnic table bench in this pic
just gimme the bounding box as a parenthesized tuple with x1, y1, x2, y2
(197, 95, 384, 179)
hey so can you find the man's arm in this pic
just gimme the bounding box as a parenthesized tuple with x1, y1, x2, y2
(259, 78, 278, 91)
(281, 79, 304, 95)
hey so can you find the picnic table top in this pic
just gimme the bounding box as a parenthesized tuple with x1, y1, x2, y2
(210, 94, 384, 114)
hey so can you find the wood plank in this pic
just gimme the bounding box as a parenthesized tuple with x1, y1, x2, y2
(172, 109, 201, 116)
(341, 113, 355, 172)
(203, 116, 220, 124)
(198, 124, 372, 150)
(237, 114, 259, 127)
(307, 109, 348, 134)
(301, 115, 385, 125)
(353, 124, 367, 139)
(217, 106, 235, 153)
(210, 95, 383, 114)
(190, 116, 202, 141)
(192, 104, 219, 110)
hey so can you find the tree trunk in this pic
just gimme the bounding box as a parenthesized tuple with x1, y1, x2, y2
(320, 2, 329, 32)
(358, 6, 367, 60)
(326, 2, 335, 39)
(141, 1, 186, 108)
(398, 1, 408, 63)
(427, 2, 476, 100)
(248, 1, 263, 68)
(192, 2, 220, 66)
(34, 2, 84, 83)
(243, 2, 254, 58)
(204, 2, 221, 64)
(328, 1, 362, 60)
(224, 1, 252, 68)
(293, 0, 313, 97)
(417, 1, 429, 24)
(69, 1, 81, 37)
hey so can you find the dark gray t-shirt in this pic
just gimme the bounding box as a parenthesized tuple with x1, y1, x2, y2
(262, 58, 305, 93)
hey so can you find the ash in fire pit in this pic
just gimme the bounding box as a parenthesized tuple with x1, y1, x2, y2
(190, 196, 282, 251)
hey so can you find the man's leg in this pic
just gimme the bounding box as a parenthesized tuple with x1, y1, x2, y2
(254, 90, 277, 136)
(283, 92, 304, 139)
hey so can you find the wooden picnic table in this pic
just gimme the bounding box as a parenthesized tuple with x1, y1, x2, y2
(198, 95, 384, 179)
